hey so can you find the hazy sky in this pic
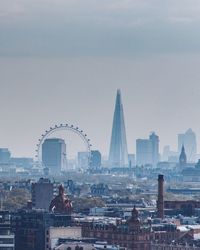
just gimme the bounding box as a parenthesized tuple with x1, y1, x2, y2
(1, 0, 200, 158)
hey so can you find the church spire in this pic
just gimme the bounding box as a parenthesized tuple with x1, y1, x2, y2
(179, 144, 187, 167)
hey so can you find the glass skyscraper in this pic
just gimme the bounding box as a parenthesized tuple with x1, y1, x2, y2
(109, 89, 128, 167)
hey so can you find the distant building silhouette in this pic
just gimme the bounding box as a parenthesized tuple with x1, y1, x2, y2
(128, 154, 135, 167)
(179, 145, 187, 167)
(0, 148, 11, 164)
(162, 145, 179, 162)
(90, 150, 101, 170)
(136, 139, 152, 166)
(12, 210, 73, 250)
(42, 138, 67, 174)
(109, 89, 128, 167)
(31, 178, 53, 211)
(178, 128, 197, 162)
(136, 132, 159, 167)
(150, 132, 159, 167)
(77, 151, 90, 169)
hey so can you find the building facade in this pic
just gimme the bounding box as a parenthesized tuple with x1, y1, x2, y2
(42, 138, 67, 174)
(12, 210, 72, 250)
(90, 150, 101, 170)
(136, 132, 159, 167)
(31, 178, 54, 211)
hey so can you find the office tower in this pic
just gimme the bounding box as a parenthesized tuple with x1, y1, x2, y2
(157, 175, 164, 219)
(31, 178, 54, 211)
(77, 151, 90, 169)
(178, 128, 197, 162)
(136, 132, 159, 167)
(42, 138, 67, 174)
(149, 132, 159, 167)
(109, 89, 129, 167)
(162, 145, 170, 161)
(0, 148, 11, 163)
(179, 145, 187, 168)
(136, 139, 152, 166)
(90, 150, 101, 170)
(128, 154, 135, 167)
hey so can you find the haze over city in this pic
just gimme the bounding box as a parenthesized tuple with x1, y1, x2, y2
(2, 1, 200, 250)
(1, 0, 200, 158)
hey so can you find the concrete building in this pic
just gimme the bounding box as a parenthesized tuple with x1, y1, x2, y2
(128, 154, 135, 167)
(136, 132, 159, 167)
(149, 132, 159, 167)
(0, 211, 14, 250)
(42, 138, 67, 174)
(31, 178, 54, 210)
(0, 148, 11, 164)
(78, 152, 90, 170)
(90, 150, 101, 170)
(48, 227, 82, 249)
(10, 157, 33, 169)
(178, 128, 197, 162)
(136, 139, 152, 166)
(12, 210, 73, 250)
(55, 242, 125, 250)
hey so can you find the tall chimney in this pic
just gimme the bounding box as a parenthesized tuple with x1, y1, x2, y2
(157, 174, 164, 219)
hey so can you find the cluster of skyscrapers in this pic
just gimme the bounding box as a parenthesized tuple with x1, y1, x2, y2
(39, 89, 199, 173)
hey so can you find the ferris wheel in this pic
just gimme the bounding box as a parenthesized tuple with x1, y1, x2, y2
(35, 123, 92, 167)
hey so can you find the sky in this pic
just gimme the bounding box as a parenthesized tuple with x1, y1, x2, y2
(1, 0, 200, 158)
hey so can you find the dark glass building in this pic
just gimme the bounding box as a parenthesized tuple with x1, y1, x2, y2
(42, 138, 67, 174)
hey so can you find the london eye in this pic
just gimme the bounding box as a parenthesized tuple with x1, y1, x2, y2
(35, 123, 92, 168)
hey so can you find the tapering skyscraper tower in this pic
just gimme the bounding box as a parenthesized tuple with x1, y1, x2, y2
(109, 89, 129, 167)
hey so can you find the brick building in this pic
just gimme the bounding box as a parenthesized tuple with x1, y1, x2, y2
(82, 206, 151, 250)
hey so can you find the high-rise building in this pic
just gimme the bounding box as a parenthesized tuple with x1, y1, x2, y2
(136, 139, 152, 166)
(136, 132, 159, 167)
(109, 89, 129, 167)
(0, 148, 11, 164)
(178, 128, 197, 162)
(42, 138, 67, 174)
(77, 151, 90, 169)
(149, 132, 159, 167)
(31, 178, 54, 211)
(90, 150, 101, 170)
(128, 154, 135, 167)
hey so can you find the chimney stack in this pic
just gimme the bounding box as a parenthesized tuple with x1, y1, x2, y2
(157, 174, 164, 219)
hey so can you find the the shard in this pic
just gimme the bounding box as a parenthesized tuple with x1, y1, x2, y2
(109, 89, 129, 167)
